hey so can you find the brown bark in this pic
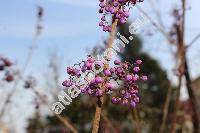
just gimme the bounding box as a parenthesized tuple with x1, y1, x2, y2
(92, 19, 118, 133)
(131, 108, 141, 133)
(92, 97, 104, 133)
(170, 76, 182, 133)
(32, 88, 78, 133)
(184, 58, 200, 132)
(159, 85, 172, 133)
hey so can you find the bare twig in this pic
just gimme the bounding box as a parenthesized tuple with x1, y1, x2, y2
(159, 85, 172, 133)
(148, 0, 165, 30)
(139, 105, 162, 114)
(187, 33, 200, 48)
(170, 76, 182, 133)
(138, 0, 200, 132)
(131, 108, 141, 133)
(92, 101, 103, 133)
(15, 72, 78, 133)
(0, 6, 44, 119)
(101, 114, 120, 133)
(31, 88, 78, 133)
(136, 5, 173, 44)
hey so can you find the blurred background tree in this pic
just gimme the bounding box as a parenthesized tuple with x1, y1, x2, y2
(26, 22, 174, 133)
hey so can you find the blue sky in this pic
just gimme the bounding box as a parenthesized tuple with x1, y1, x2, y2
(0, 0, 106, 78)
(0, 0, 200, 132)
(0, 0, 105, 132)
(0, 0, 199, 79)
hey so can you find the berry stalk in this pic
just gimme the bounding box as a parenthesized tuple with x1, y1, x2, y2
(92, 19, 118, 133)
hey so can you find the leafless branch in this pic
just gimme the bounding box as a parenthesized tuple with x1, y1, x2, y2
(0, 6, 44, 119)
(187, 33, 200, 48)
(136, 5, 173, 44)
(131, 108, 141, 133)
(159, 85, 172, 133)
(92, 19, 118, 133)
(31, 88, 78, 133)
(148, 0, 165, 30)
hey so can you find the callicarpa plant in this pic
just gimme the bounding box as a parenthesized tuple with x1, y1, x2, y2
(61, 0, 147, 132)
(62, 56, 147, 108)
(98, 0, 144, 32)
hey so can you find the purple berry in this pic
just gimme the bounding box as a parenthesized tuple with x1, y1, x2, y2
(114, 60, 121, 65)
(122, 63, 128, 69)
(81, 87, 87, 93)
(110, 67, 115, 73)
(99, 2, 106, 8)
(130, 89, 138, 94)
(122, 99, 128, 105)
(95, 76, 103, 83)
(104, 69, 111, 76)
(87, 89, 94, 95)
(106, 82, 113, 90)
(125, 74, 132, 81)
(85, 62, 92, 70)
(99, 22, 104, 27)
(111, 97, 118, 104)
(133, 67, 140, 72)
(120, 18, 126, 24)
(136, 60, 142, 65)
(113, 1, 119, 7)
(134, 97, 140, 103)
(81, 66, 87, 73)
(96, 89, 103, 96)
(132, 75, 139, 81)
(116, 67, 123, 75)
(62, 80, 72, 87)
(130, 100, 136, 107)
(124, 93, 131, 99)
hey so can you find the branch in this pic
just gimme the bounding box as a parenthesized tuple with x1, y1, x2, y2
(136, 5, 173, 44)
(101, 114, 120, 133)
(92, 19, 118, 133)
(187, 33, 200, 48)
(170, 76, 182, 133)
(148, 0, 165, 30)
(131, 108, 141, 133)
(31, 88, 78, 133)
(159, 85, 172, 133)
(0, 6, 43, 119)
(171, 1, 186, 132)
(0, 32, 38, 119)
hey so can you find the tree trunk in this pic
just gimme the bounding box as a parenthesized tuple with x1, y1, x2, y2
(184, 56, 200, 132)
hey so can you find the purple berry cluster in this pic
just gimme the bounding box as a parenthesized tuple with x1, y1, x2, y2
(62, 56, 147, 108)
(0, 55, 37, 88)
(24, 76, 36, 89)
(0, 56, 12, 71)
(110, 59, 147, 107)
(98, 0, 144, 32)
(0, 56, 14, 82)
